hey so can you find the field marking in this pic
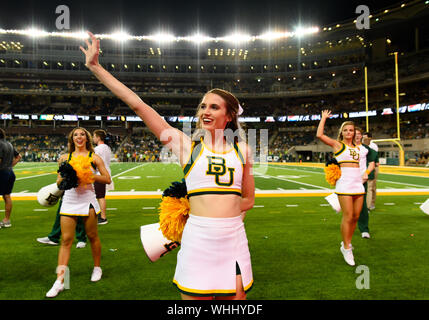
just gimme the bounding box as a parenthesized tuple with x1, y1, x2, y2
(377, 179, 429, 188)
(384, 203, 396, 205)
(33, 209, 48, 211)
(111, 163, 149, 179)
(254, 171, 328, 190)
(271, 165, 429, 188)
(142, 207, 156, 210)
(16, 172, 56, 181)
(270, 165, 324, 175)
(14, 165, 57, 172)
(10, 188, 429, 200)
(254, 205, 265, 208)
(107, 208, 117, 211)
(286, 204, 299, 207)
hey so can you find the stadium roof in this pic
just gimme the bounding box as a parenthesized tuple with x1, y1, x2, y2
(0, 0, 407, 38)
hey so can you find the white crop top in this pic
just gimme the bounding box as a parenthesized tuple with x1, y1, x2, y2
(183, 138, 245, 197)
(334, 142, 360, 164)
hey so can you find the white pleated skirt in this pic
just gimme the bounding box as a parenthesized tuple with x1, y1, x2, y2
(60, 184, 101, 216)
(335, 167, 365, 196)
(173, 214, 253, 297)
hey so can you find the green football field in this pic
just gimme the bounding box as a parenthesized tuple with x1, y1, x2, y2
(1, 162, 429, 300)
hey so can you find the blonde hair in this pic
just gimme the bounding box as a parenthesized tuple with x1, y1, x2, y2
(337, 121, 356, 144)
(67, 127, 95, 153)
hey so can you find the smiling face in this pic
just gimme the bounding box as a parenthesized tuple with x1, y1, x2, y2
(197, 93, 232, 132)
(73, 129, 88, 149)
(67, 127, 94, 153)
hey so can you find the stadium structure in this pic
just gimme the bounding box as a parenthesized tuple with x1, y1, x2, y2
(1, 0, 429, 165)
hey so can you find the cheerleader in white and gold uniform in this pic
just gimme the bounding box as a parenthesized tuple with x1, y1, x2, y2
(317, 110, 367, 266)
(46, 127, 111, 298)
(81, 30, 255, 300)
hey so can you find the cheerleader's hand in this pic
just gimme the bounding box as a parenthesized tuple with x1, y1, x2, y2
(56, 176, 63, 188)
(362, 172, 368, 184)
(79, 31, 100, 69)
(321, 110, 332, 120)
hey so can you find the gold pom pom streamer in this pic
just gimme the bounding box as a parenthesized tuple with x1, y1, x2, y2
(324, 164, 342, 186)
(158, 196, 190, 242)
(68, 155, 95, 187)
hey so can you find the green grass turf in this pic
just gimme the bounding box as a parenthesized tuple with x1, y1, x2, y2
(12, 162, 429, 192)
(1, 195, 429, 300)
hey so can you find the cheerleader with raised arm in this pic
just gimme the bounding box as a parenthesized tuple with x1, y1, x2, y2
(317, 110, 367, 266)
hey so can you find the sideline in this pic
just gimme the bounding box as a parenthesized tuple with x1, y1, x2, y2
(12, 188, 429, 200)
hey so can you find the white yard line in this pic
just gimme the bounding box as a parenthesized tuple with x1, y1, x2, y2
(16, 172, 56, 180)
(111, 163, 149, 179)
(254, 171, 328, 190)
(377, 179, 429, 188)
(270, 165, 324, 175)
(270, 165, 429, 188)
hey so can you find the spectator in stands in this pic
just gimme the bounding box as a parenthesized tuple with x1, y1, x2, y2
(0, 128, 21, 228)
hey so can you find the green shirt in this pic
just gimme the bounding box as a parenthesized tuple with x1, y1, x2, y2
(362, 143, 377, 180)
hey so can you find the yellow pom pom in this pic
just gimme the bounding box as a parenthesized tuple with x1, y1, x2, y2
(68, 155, 95, 187)
(324, 164, 342, 186)
(158, 196, 190, 242)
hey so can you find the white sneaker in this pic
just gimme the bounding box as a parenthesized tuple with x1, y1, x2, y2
(37, 237, 59, 245)
(369, 206, 375, 211)
(91, 267, 102, 282)
(362, 232, 371, 239)
(2, 220, 11, 227)
(76, 241, 86, 249)
(46, 280, 64, 298)
(340, 242, 355, 266)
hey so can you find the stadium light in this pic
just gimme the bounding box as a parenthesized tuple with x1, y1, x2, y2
(256, 31, 293, 41)
(110, 31, 132, 42)
(25, 28, 49, 38)
(293, 27, 319, 38)
(180, 33, 214, 44)
(147, 33, 175, 43)
(0, 27, 322, 43)
(218, 32, 254, 43)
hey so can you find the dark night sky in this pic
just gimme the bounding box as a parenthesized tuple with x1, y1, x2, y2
(0, 0, 400, 35)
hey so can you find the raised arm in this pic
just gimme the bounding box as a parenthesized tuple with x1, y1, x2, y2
(316, 110, 341, 151)
(80, 32, 191, 161)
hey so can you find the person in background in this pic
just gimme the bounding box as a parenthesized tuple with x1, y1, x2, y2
(93, 129, 113, 225)
(363, 132, 379, 211)
(0, 128, 21, 228)
(355, 128, 376, 239)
